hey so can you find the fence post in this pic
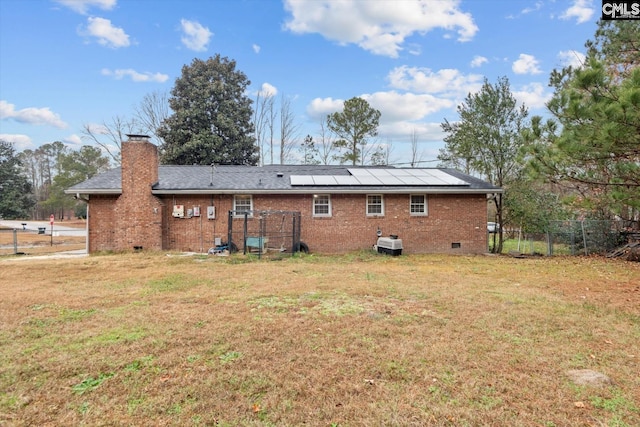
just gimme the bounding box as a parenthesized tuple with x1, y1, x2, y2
(546, 231, 553, 256)
(13, 228, 18, 254)
(581, 220, 588, 255)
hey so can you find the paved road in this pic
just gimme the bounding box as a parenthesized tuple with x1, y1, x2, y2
(0, 249, 88, 261)
(0, 220, 87, 237)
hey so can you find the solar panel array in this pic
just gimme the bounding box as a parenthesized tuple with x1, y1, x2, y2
(290, 168, 468, 186)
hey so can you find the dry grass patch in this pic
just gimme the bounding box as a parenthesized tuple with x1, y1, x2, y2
(0, 252, 639, 426)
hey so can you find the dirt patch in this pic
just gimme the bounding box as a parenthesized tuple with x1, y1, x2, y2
(567, 369, 614, 387)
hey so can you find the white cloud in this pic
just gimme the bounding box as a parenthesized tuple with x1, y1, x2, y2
(387, 65, 484, 97)
(306, 91, 452, 125)
(65, 134, 84, 146)
(306, 97, 345, 119)
(0, 134, 32, 150)
(512, 53, 543, 75)
(180, 19, 212, 51)
(521, 1, 543, 15)
(362, 91, 453, 123)
(378, 121, 444, 143)
(512, 82, 552, 110)
(257, 82, 278, 97)
(560, 0, 594, 24)
(557, 49, 586, 68)
(0, 100, 67, 129)
(101, 68, 169, 82)
(55, 0, 116, 14)
(82, 17, 130, 48)
(283, 0, 478, 58)
(252, 44, 261, 53)
(470, 55, 488, 68)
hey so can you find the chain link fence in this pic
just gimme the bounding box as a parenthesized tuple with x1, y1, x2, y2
(498, 220, 638, 256)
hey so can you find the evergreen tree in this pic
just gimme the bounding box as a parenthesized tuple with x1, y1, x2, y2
(47, 146, 110, 219)
(327, 97, 381, 165)
(300, 135, 320, 165)
(0, 140, 35, 219)
(158, 55, 258, 165)
(528, 21, 640, 218)
(439, 76, 528, 253)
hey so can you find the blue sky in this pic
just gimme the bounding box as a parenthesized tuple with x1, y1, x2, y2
(0, 0, 600, 165)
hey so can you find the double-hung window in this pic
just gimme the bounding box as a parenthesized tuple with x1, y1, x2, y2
(313, 194, 331, 217)
(366, 194, 384, 216)
(233, 195, 253, 217)
(410, 194, 428, 216)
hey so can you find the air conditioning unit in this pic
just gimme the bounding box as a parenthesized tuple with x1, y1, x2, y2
(376, 237, 402, 256)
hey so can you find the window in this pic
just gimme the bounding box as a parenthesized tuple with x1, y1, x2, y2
(367, 194, 384, 216)
(233, 195, 253, 217)
(313, 194, 331, 217)
(410, 194, 427, 216)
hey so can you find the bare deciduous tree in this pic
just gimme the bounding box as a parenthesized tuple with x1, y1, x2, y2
(279, 95, 300, 164)
(253, 91, 270, 166)
(82, 115, 139, 164)
(317, 116, 337, 165)
(135, 90, 169, 147)
(409, 128, 424, 168)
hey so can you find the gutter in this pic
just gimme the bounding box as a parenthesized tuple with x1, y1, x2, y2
(67, 187, 502, 197)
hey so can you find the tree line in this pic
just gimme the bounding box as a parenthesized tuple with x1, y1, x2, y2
(0, 140, 110, 220)
(439, 20, 639, 252)
(1, 21, 637, 252)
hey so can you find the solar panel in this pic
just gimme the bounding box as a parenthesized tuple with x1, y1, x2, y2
(348, 168, 372, 176)
(291, 169, 468, 186)
(354, 170, 382, 185)
(290, 175, 314, 185)
(395, 175, 424, 185)
(334, 175, 360, 185)
(423, 169, 467, 185)
(376, 175, 405, 185)
(312, 175, 338, 185)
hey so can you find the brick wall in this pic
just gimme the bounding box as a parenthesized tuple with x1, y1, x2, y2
(158, 192, 488, 254)
(87, 195, 117, 252)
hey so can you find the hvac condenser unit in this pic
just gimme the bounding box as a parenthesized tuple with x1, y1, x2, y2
(376, 237, 402, 256)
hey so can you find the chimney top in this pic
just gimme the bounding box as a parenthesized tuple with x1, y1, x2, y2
(126, 134, 151, 142)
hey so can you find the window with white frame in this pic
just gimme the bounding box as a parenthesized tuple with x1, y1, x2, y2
(366, 194, 384, 216)
(410, 194, 428, 216)
(233, 195, 253, 217)
(313, 194, 331, 217)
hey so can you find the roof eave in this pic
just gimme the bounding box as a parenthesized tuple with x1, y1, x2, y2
(65, 187, 502, 196)
(64, 188, 122, 195)
(151, 187, 502, 195)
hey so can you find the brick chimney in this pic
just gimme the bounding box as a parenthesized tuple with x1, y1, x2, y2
(113, 135, 164, 251)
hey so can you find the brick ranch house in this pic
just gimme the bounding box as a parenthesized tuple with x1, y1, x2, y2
(66, 135, 502, 254)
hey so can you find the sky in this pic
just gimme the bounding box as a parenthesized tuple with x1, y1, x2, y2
(0, 0, 602, 166)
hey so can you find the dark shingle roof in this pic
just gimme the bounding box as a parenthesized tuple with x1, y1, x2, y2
(67, 164, 501, 195)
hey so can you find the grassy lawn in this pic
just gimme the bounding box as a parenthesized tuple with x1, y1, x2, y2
(1, 251, 638, 426)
